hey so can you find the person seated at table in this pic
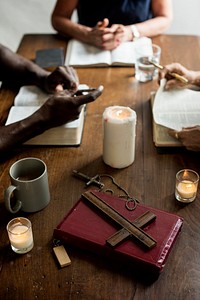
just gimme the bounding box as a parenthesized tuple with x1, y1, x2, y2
(0, 44, 103, 156)
(160, 62, 200, 152)
(51, 0, 173, 50)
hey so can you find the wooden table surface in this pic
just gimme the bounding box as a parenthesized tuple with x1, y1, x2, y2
(0, 34, 200, 300)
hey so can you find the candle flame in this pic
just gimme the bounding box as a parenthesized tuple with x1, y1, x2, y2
(114, 109, 130, 119)
(183, 170, 188, 179)
(116, 110, 123, 117)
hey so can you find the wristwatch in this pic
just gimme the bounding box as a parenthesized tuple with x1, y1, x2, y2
(130, 25, 140, 41)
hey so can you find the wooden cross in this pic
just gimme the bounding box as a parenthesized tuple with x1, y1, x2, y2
(82, 191, 157, 250)
(106, 210, 156, 247)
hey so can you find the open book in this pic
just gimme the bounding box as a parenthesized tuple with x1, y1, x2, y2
(151, 79, 200, 147)
(5, 85, 87, 146)
(65, 37, 152, 67)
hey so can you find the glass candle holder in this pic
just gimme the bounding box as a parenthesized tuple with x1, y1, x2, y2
(7, 217, 34, 254)
(175, 169, 199, 203)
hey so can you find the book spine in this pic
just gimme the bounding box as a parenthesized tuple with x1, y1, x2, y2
(156, 218, 183, 270)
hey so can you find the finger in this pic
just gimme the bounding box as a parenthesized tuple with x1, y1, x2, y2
(97, 21, 103, 28)
(55, 89, 72, 97)
(99, 18, 109, 29)
(68, 66, 79, 82)
(113, 27, 124, 36)
(59, 66, 79, 90)
(73, 88, 97, 96)
(102, 32, 116, 42)
(97, 18, 109, 29)
(110, 24, 121, 33)
(165, 63, 186, 75)
(164, 80, 184, 90)
(56, 66, 78, 82)
(182, 126, 198, 131)
(74, 85, 104, 106)
(62, 66, 77, 81)
(55, 84, 64, 92)
(102, 39, 121, 50)
(103, 18, 109, 27)
(168, 129, 179, 139)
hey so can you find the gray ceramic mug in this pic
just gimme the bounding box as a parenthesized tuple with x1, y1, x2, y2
(4, 157, 50, 213)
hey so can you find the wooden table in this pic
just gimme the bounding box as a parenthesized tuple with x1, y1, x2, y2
(0, 34, 200, 300)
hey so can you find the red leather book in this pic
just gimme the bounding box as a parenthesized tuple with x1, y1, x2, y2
(54, 190, 183, 276)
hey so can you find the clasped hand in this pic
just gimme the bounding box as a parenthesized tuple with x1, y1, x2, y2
(89, 18, 132, 50)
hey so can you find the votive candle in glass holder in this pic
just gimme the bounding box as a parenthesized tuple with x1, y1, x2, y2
(7, 217, 34, 254)
(175, 169, 199, 203)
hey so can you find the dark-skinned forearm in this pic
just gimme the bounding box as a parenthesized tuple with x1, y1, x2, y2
(0, 112, 48, 154)
(0, 44, 48, 88)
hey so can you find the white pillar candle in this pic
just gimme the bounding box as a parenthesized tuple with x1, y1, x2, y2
(103, 106, 137, 168)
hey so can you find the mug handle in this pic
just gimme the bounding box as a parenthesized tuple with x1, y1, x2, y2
(4, 185, 22, 213)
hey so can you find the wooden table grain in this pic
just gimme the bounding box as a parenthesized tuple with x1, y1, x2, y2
(0, 34, 200, 300)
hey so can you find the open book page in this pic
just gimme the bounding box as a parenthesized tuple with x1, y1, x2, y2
(65, 37, 152, 67)
(150, 92, 182, 147)
(153, 79, 200, 131)
(65, 39, 111, 67)
(14, 86, 49, 106)
(111, 37, 152, 66)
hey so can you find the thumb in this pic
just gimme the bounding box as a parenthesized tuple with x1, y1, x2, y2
(97, 18, 109, 29)
(74, 85, 104, 106)
(168, 128, 179, 139)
